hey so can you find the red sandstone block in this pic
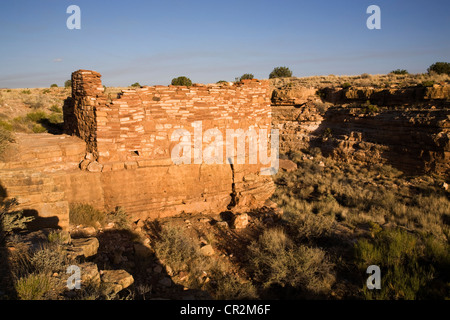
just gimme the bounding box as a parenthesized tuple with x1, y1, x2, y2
(111, 162, 125, 171)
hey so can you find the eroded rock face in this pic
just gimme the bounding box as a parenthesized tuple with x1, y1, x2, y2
(271, 83, 450, 178)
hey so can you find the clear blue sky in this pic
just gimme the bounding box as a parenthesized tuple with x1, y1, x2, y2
(0, 0, 449, 88)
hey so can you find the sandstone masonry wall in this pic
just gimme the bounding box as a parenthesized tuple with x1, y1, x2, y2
(65, 70, 272, 164)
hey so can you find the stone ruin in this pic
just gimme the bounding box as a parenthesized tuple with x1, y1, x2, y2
(0, 70, 276, 229)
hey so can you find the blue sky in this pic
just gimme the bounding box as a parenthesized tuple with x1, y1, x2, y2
(0, 0, 449, 88)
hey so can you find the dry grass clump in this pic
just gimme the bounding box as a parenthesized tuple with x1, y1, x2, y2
(247, 228, 334, 295)
(69, 203, 107, 227)
(15, 272, 54, 300)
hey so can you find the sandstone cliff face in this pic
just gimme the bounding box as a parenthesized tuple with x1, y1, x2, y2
(271, 83, 450, 178)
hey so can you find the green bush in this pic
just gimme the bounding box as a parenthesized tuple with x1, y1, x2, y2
(239, 74, 254, 81)
(130, 82, 141, 88)
(21, 90, 31, 95)
(32, 124, 46, 133)
(363, 104, 379, 114)
(354, 228, 449, 300)
(26, 111, 47, 122)
(341, 82, 351, 89)
(421, 80, 435, 87)
(269, 66, 293, 79)
(216, 80, 228, 84)
(171, 76, 192, 86)
(50, 84, 58, 88)
(390, 69, 409, 75)
(50, 105, 62, 113)
(64, 80, 72, 88)
(427, 62, 450, 75)
(0, 120, 13, 132)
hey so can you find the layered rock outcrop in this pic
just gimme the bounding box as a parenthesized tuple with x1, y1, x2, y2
(272, 82, 450, 178)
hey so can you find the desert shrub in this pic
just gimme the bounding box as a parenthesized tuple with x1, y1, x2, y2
(315, 102, 330, 114)
(0, 199, 34, 243)
(0, 120, 11, 131)
(47, 230, 70, 245)
(239, 73, 254, 81)
(248, 228, 334, 294)
(0, 127, 14, 157)
(353, 228, 448, 300)
(6, 239, 32, 279)
(206, 268, 258, 300)
(171, 76, 192, 86)
(216, 80, 228, 84)
(42, 89, 50, 94)
(47, 113, 63, 124)
(286, 212, 335, 242)
(64, 80, 72, 88)
(32, 124, 46, 133)
(26, 111, 47, 122)
(269, 66, 293, 79)
(322, 127, 332, 139)
(23, 96, 45, 110)
(15, 272, 52, 300)
(421, 80, 435, 87)
(153, 224, 200, 274)
(50, 105, 62, 113)
(363, 104, 379, 114)
(21, 90, 31, 94)
(50, 84, 58, 88)
(341, 82, 351, 89)
(428, 62, 450, 75)
(130, 82, 141, 88)
(360, 73, 371, 79)
(30, 244, 68, 274)
(390, 69, 409, 75)
(69, 203, 106, 227)
(107, 206, 130, 230)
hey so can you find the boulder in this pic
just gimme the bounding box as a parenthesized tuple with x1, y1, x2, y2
(80, 262, 101, 286)
(279, 159, 297, 172)
(70, 237, 99, 258)
(231, 213, 249, 229)
(199, 244, 215, 256)
(101, 269, 134, 295)
(87, 161, 103, 173)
